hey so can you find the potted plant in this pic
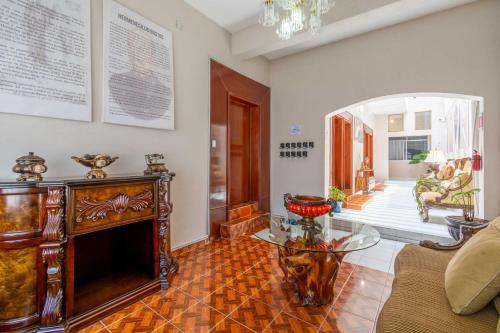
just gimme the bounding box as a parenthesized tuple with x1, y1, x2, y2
(329, 186, 346, 213)
(408, 150, 428, 165)
(451, 187, 480, 222)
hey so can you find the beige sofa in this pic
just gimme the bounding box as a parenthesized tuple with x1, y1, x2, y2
(377, 224, 499, 333)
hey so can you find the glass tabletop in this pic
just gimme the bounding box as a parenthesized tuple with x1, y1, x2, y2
(254, 215, 380, 253)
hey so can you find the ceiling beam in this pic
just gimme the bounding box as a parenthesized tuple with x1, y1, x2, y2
(231, 0, 477, 60)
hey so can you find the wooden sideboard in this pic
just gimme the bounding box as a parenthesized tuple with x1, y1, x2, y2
(0, 174, 176, 332)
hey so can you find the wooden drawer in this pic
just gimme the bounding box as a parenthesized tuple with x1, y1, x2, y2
(68, 181, 156, 235)
(0, 238, 43, 331)
(0, 188, 45, 241)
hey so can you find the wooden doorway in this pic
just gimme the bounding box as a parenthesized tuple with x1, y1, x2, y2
(209, 60, 270, 239)
(363, 125, 374, 175)
(229, 97, 257, 206)
(330, 112, 353, 195)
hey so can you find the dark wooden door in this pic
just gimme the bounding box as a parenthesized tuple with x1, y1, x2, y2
(229, 98, 251, 206)
(209, 60, 270, 239)
(330, 113, 353, 195)
(363, 125, 374, 176)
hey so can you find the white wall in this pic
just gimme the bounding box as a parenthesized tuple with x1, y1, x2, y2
(0, 0, 270, 249)
(373, 115, 389, 181)
(270, 0, 500, 219)
(351, 106, 375, 188)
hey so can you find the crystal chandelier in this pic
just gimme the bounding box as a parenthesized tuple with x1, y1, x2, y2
(259, 0, 335, 40)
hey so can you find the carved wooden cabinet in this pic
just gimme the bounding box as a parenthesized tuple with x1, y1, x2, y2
(0, 174, 176, 332)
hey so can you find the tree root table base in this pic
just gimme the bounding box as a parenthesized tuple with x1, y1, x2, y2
(278, 245, 345, 306)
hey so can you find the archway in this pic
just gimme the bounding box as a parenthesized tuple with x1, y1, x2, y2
(324, 93, 484, 240)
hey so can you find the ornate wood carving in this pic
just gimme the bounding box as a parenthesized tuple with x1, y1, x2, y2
(76, 190, 153, 223)
(158, 177, 178, 289)
(41, 246, 64, 326)
(278, 246, 345, 306)
(43, 187, 65, 241)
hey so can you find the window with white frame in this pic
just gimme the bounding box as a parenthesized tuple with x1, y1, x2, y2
(388, 114, 404, 132)
(415, 111, 432, 130)
(389, 136, 430, 160)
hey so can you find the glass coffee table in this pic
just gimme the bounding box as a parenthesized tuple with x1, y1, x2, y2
(254, 215, 380, 306)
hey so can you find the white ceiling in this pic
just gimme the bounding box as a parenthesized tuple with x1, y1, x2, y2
(183, 0, 262, 33)
(184, 0, 477, 60)
(364, 97, 446, 115)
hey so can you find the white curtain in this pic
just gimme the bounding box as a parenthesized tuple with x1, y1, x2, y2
(443, 98, 476, 159)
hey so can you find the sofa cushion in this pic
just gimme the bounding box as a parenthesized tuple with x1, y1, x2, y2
(445, 217, 500, 315)
(394, 244, 456, 275)
(377, 270, 498, 333)
(437, 164, 455, 180)
(420, 191, 443, 203)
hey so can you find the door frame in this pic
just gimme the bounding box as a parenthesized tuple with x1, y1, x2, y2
(209, 60, 270, 239)
(227, 95, 260, 207)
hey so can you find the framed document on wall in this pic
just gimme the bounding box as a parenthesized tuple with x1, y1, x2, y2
(102, 0, 175, 130)
(0, 0, 92, 121)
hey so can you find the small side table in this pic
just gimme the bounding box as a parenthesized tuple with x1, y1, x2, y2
(445, 216, 489, 241)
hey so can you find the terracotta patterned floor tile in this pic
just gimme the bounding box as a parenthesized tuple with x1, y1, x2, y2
(251, 246, 278, 260)
(210, 250, 241, 265)
(75, 321, 107, 333)
(176, 250, 213, 263)
(179, 275, 225, 300)
(153, 322, 183, 333)
(249, 240, 274, 251)
(220, 240, 259, 254)
(101, 301, 146, 326)
(263, 312, 318, 333)
(171, 258, 214, 288)
(144, 289, 199, 321)
(216, 250, 262, 270)
(170, 301, 226, 333)
(251, 280, 293, 309)
(210, 318, 254, 333)
(244, 260, 282, 282)
(180, 240, 213, 253)
(226, 273, 269, 296)
(282, 297, 331, 328)
(255, 252, 280, 264)
(332, 290, 381, 322)
(106, 302, 167, 333)
(229, 256, 261, 272)
(238, 249, 266, 264)
(229, 298, 281, 332)
(342, 278, 385, 301)
(319, 309, 374, 333)
(202, 286, 249, 315)
(77, 235, 394, 333)
(204, 264, 242, 286)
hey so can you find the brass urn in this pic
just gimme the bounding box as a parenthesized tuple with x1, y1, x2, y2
(12, 152, 48, 181)
(71, 154, 119, 179)
(144, 153, 168, 175)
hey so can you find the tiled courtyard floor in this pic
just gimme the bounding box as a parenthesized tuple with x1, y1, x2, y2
(78, 236, 394, 333)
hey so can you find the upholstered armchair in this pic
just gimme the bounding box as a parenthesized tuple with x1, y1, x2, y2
(414, 158, 473, 222)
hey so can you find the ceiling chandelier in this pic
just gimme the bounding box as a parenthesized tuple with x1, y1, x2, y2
(259, 0, 335, 40)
